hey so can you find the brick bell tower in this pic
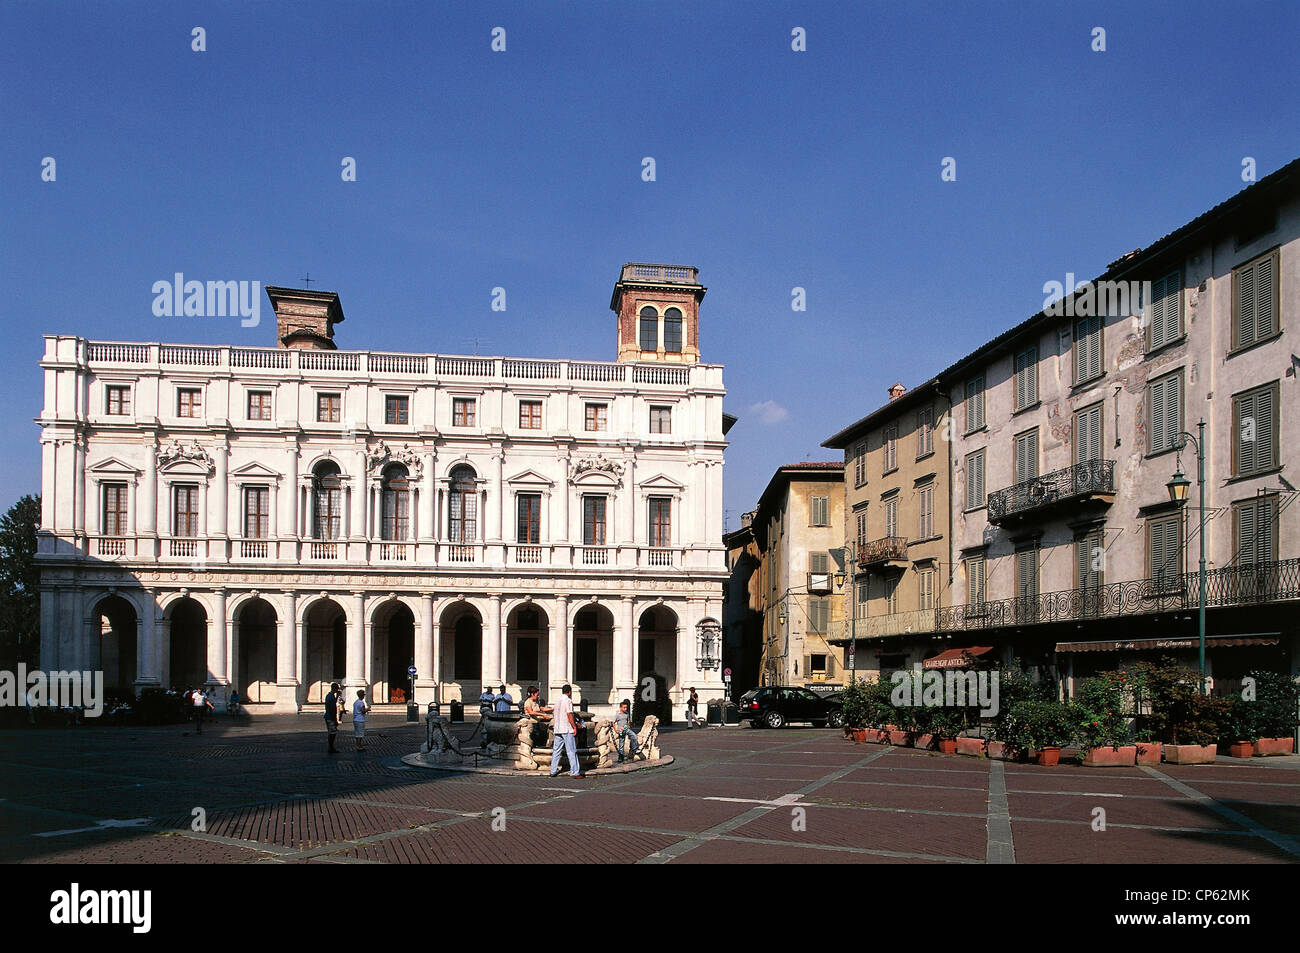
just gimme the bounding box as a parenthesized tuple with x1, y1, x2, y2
(266, 285, 346, 350)
(610, 263, 705, 363)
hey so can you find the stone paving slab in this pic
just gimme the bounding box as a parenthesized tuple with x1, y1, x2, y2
(667, 838, 950, 864)
(511, 791, 755, 833)
(808, 780, 990, 814)
(726, 803, 989, 860)
(1010, 820, 1293, 864)
(1005, 792, 1245, 830)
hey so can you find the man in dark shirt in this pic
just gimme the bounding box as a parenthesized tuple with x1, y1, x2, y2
(324, 682, 341, 753)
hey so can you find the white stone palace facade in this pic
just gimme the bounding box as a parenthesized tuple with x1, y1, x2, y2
(36, 264, 730, 714)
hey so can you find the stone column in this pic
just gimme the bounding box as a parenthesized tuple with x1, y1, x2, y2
(137, 588, 159, 686)
(431, 621, 442, 693)
(417, 593, 434, 702)
(277, 590, 298, 707)
(349, 592, 366, 691)
(621, 457, 635, 546)
(551, 595, 569, 692)
(72, 437, 85, 543)
(419, 453, 435, 541)
(351, 449, 366, 538)
(39, 586, 56, 672)
(210, 589, 228, 686)
(556, 460, 570, 543)
(483, 594, 502, 685)
(489, 450, 504, 542)
(213, 439, 229, 539)
(285, 439, 299, 537)
(617, 596, 635, 696)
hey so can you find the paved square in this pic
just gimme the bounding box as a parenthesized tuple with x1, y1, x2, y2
(2, 715, 1297, 864)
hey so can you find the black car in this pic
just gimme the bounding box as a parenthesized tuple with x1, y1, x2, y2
(738, 686, 843, 729)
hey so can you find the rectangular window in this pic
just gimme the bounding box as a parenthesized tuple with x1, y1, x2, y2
(648, 497, 671, 547)
(853, 441, 867, 487)
(585, 403, 608, 432)
(1073, 315, 1103, 384)
(918, 484, 933, 538)
(516, 494, 540, 544)
(177, 388, 202, 418)
(917, 567, 935, 611)
(174, 485, 199, 538)
(1234, 495, 1279, 565)
(102, 483, 129, 536)
(1014, 429, 1039, 485)
(1146, 371, 1183, 456)
(856, 581, 868, 618)
(883, 426, 897, 473)
(452, 398, 476, 427)
(1015, 346, 1038, 411)
(105, 386, 131, 416)
(516, 638, 539, 682)
(808, 596, 830, 634)
(884, 497, 898, 538)
(385, 395, 409, 425)
(916, 407, 934, 457)
(810, 496, 830, 527)
(1076, 528, 1104, 591)
(855, 510, 868, 547)
(967, 554, 986, 606)
(247, 391, 272, 421)
(1074, 403, 1103, 464)
(1233, 382, 1279, 477)
(519, 400, 542, 429)
(649, 405, 671, 434)
(663, 316, 682, 352)
(966, 449, 986, 509)
(317, 393, 341, 422)
(1147, 515, 1183, 590)
(583, 496, 607, 546)
(1147, 270, 1183, 350)
(244, 486, 270, 539)
(809, 654, 828, 678)
(883, 575, 899, 614)
(575, 638, 598, 683)
(1015, 546, 1040, 600)
(382, 480, 410, 541)
(1232, 249, 1280, 351)
(965, 376, 985, 432)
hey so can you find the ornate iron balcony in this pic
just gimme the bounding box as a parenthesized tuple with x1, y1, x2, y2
(856, 536, 908, 570)
(986, 459, 1116, 525)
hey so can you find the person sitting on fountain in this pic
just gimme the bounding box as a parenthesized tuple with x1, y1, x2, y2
(613, 699, 640, 763)
(494, 684, 514, 712)
(523, 686, 552, 722)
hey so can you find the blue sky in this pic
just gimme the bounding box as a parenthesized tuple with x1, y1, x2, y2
(2, 1, 1298, 529)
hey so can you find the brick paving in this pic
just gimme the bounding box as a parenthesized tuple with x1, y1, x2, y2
(1, 713, 1298, 863)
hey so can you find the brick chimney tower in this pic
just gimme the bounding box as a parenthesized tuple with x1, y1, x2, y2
(266, 286, 346, 350)
(610, 263, 705, 363)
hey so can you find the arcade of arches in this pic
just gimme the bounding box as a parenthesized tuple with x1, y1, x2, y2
(73, 589, 720, 714)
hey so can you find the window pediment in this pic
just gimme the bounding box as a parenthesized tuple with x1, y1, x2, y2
(637, 473, 684, 492)
(230, 461, 282, 482)
(506, 468, 554, 488)
(88, 457, 141, 479)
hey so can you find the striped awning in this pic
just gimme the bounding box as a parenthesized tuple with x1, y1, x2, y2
(922, 646, 994, 669)
(1055, 634, 1281, 653)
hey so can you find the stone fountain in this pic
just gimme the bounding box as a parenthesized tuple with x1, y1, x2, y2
(406, 703, 665, 774)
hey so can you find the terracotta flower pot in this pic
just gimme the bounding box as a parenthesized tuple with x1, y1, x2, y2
(1134, 742, 1163, 765)
(937, 738, 958, 755)
(873, 728, 890, 744)
(986, 741, 1010, 760)
(1228, 741, 1254, 759)
(850, 729, 868, 744)
(1253, 737, 1295, 757)
(1082, 745, 1137, 767)
(1035, 746, 1061, 766)
(956, 737, 985, 757)
(1163, 744, 1217, 764)
(915, 733, 936, 750)
(888, 730, 909, 746)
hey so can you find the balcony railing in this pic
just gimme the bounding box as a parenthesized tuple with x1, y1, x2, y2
(932, 558, 1300, 633)
(513, 545, 543, 565)
(446, 544, 476, 563)
(239, 540, 268, 559)
(987, 459, 1116, 525)
(308, 542, 339, 560)
(646, 548, 673, 567)
(857, 536, 908, 570)
(582, 546, 609, 566)
(852, 608, 937, 639)
(377, 542, 410, 561)
(95, 536, 127, 556)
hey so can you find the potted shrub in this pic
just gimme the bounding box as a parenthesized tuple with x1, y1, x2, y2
(1242, 669, 1299, 757)
(1003, 699, 1074, 765)
(1075, 672, 1136, 767)
(1223, 697, 1256, 758)
(838, 678, 870, 743)
(988, 659, 1055, 759)
(1133, 658, 1225, 764)
(929, 707, 962, 755)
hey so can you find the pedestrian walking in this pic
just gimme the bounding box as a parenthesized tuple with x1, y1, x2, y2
(191, 687, 213, 734)
(687, 686, 701, 727)
(548, 684, 583, 779)
(352, 688, 371, 751)
(612, 698, 639, 763)
(324, 682, 341, 753)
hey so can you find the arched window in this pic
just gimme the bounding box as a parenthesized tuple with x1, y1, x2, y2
(663, 307, 683, 353)
(448, 465, 478, 543)
(639, 306, 658, 351)
(313, 461, 342, 540)
(381, 464, 410, 540)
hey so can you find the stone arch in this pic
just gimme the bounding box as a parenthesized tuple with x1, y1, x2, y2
(506, 601, 549, 696)
(572, 602, 615, 705)
(233, 596, 278, 704)
(166, 595, 209, 690)
(303, 596, 348, 704)
(91, 593, 138, 695)
(371, 597, 417, 703)
(438, 600, 483, 703)
(637, 603, 680, 698)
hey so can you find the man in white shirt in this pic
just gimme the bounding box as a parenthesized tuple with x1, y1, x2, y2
(191, 687, 212, 734)
(548, 684, 583, 779)
(352, 688, 372, 751)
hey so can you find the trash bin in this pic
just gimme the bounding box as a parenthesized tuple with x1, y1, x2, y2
(706, 702, 723, 726)
(406, 702, 418, 723)
(449, 700, 464, 723)
(723, 702, 741, 725)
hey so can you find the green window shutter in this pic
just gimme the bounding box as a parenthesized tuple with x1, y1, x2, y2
(968, 556, 985, 604)
(1077, 532, 1102, 589)
(1075, 317, 1101, 382)
(1015, 431, 1037, 484)
(1017, 549, 1038, 599)
(1075, 406, 1101, 463)
(1256, 253, 1278, 338)
(1234, 254, 1277, 349)
(967, 451, 985, 508)
(1236, 501, 1256, 564)
(1254, 386, 1276, 472)
(811, 552, 828, 575)
(1236, 391, 1256, 475)
(1150, 271, 1181, 348)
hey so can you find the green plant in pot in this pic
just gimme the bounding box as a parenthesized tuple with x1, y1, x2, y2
(1243, 669, 1300, 749)
(929, 706, 964, 754)
(1074, 673, 1131, 750)
(837, 678, 870, 734)
(1003, 699, 1074, 765)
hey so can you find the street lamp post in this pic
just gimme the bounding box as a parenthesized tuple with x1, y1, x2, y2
(1166, 418, 1207, 690)
(837, 543, 857, 684)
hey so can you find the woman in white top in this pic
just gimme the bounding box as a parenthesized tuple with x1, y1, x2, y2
(352, 688, 372, 751)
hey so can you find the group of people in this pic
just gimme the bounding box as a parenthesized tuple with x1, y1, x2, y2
(323, 683, 372, 752)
